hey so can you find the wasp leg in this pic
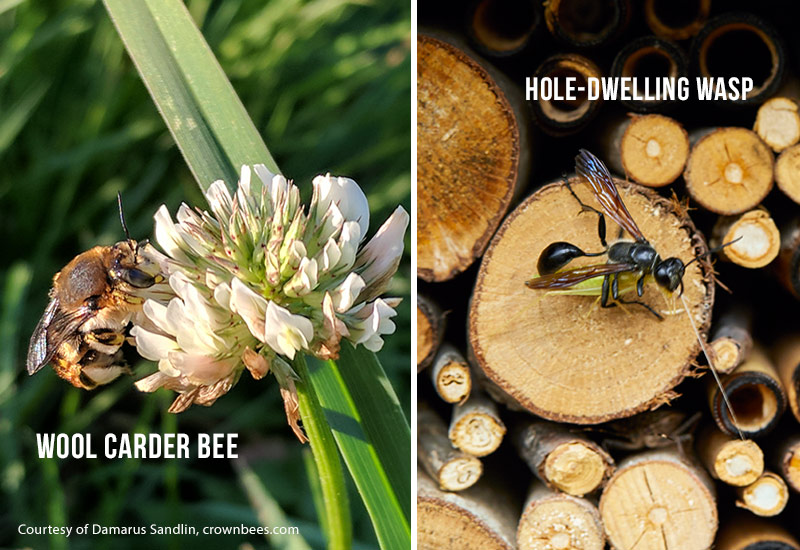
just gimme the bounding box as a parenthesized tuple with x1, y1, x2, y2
(637, 275, 646, 297)
(564, 175, 607, 248)
(600, 274, 616, 309)
(618, 297, 664, 320)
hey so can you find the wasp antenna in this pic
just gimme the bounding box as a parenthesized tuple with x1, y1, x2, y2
(685, 236, 743, 269)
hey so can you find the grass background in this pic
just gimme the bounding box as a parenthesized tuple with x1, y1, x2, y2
(0, 0, 411, 548)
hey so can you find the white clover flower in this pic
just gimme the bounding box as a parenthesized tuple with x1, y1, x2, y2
(131, 166, 407, 425)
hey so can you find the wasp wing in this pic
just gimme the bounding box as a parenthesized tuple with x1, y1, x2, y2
(26, 298, 92, 374)
(525, 263, 636, 289)
(575, 149, 647, 243)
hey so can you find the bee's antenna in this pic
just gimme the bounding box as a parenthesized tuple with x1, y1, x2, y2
(117, 192, 141, 257)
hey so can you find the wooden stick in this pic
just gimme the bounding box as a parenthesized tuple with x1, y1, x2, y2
(710, 208, 781, 269)
(469, 175, 714, 423)
(754, 97, 800, 153)
(643, 0, 710, 41)
(684, 127, 774, 215)
(468, 0, 539, 57)
(529, 54, 603, 136)
(696, 424, 764, 486)
(709, 306, 753, 375)
(603, 114, 689, 187)
(775, 218, 800, 299)
(448, 386, 505, 457)
(417, 33, 528, 282)
(708, 346, 787, 438)
(735, 471, 789, 517)
(418, 404, 483, 491)
(773, 335, 800, 423)
(691, 13, 786, 105)
(716, 513, 800, 550)
(515, 420, 614, 497)
(417, 294, 445, 372)
(775, 143, 800, 205)
(599, 447, 717, 550)
(610, 37, 688, 113)
(543, 0, 628, 47)
(431, 344, 472, 404)
(418, 466, 518, 550)
(516, 482, 605, 550)
(775, 434, 800, 493)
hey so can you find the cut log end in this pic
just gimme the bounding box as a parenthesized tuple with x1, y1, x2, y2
(517, 485, 605, 550)
(544, 441, 610, 496)
(779, 438, 800, 493)
(432, 345, 472, 403)
(418, 405, 484, 491)
(754, 97, 800, 152)
(620, 115, 689, 186)
(417, 35, 520, 282)
(735, 471, 789, 517)
(449, 389, 506, 456)
(684, 128, 774, 215)
(714, 441, 764, 486)
(470, 177, 713, 423)
(712, 209, 780, 269)
(775, 144, 800, 205)
(417, 294, 445, 372)
(710, 338, 747, 374)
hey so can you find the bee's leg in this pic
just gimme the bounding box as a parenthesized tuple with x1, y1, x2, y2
(564, 174, 607, 248)
(85, 329, 126, 355)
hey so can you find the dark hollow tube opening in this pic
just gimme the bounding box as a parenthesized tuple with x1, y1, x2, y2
(547, 68, 589, 112)
(652, 0, 702, 29)
(472, 0, 537, 53)
(704, 26, 774, 89)
(557, 0, 619, 40)
(623, 49, 675, 94)
(727, 383, 776, 431)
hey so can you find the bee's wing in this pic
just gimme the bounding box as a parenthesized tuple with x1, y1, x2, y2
(525, 263, 636, 290)
(575, 149, 647, 243)
(26, 298, 91, 374)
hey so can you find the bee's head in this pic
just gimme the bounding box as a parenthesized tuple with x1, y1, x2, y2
(109, 241, 163, 289)
(654, 257, 685, 294)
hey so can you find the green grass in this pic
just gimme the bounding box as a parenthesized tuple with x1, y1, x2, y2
(0, 0, 410, 548)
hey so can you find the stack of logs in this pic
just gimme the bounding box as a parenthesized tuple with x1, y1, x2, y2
(418, 1, 800, 548)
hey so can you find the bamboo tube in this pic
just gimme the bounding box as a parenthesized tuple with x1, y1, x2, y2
(515, 421, 614, 496)
(709, 306, 753, 375)
(468, 0, 540, 57)
(610, 36, 688, 113)
(448, 387, 506, 457)
(684, 127, 774, 215)
(696, 424, 764, 486)
(775, 218, 800, 299)
(417, 294, 445, 372)
(692, 13, 785, 105)
(599, 447, 717, 550)
(431, 344, 472, 404)
(710, 208, 780, 269)
(716, 513, 800, 550)
(773, 335, 800, 423)
(602, 114, 689, 187)
(754, 97, 800, 153)
(735, 471, 789, 517)
(417, 34, 528, 282)
(543, 0, 628, 48)
(516, 482, 605, 550)
(418, 466, 518, 550)
(775, 435, 800, 493)
(643, 0, 710, 41)
(775, 143, 800, 205)
(418, 404, 483, 491)
(469, 175, 714, 423)
(708, 347, 787, 438)
(529, 53, 603, 136)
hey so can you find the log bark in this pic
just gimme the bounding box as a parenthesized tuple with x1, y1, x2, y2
(417, 466, 518, 550)
(773, 335, 800, 424)
(417, 293, 445, 373)
(708, 346, 787, 438)
(684, 128, 774, 215)
(599, 447, 717, 550)
(417, 34, 527, 282)
(735, 471, 789, 517)
(543, 0, 628, 47)
(696, 424, 764, 487)
(643, 0, 710, 41)
(469, 175, 713, 423)
(709, 306, 753, 375)
(710, 208, 780, 269)
(754, 97, 800, 153)
(775, 434, 800, 494)
(529, 53, 603, 136)
(431, 344, 472, 404)
(517, 482, 605, 550)
(468, 0, 540, 57)
(418, 404, 483, 491)
(716, 513, 800, 550)
(775, 143, 800, 205)
(448, 386, 505, 457)
(515, 420, 614, 497)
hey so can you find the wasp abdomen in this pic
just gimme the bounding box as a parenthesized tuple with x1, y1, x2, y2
(537, 242, 587, 275)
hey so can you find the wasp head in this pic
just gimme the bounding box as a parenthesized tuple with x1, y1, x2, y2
(654, 257, 685, 294)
